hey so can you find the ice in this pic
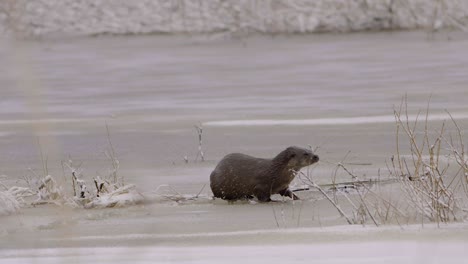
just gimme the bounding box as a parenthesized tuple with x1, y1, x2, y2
(2, 223, 468, 263)
(204, 112, 468, 127)
(0, 241, 467, 264)
(36, 222, 468, 242)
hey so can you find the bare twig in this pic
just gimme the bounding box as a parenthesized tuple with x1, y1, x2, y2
(299, 171, 353, 225)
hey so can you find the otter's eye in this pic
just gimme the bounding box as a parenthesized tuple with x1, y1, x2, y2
(290, 154, 296, 158)
(304, 153, 310, 157)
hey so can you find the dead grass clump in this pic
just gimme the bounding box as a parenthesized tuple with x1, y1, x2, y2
(0, 176, 27, 215)
(62, 124, 144, 208)
(2, 124, 144, 211)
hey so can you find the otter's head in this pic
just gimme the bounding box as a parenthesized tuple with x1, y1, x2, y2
(275, 146, 319, 170)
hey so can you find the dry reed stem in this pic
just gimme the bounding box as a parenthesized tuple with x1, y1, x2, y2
(194, 124, 205, 162)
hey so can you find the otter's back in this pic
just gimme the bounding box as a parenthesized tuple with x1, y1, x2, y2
(210, 153, 271, 199)
(214, 153, 270, 175)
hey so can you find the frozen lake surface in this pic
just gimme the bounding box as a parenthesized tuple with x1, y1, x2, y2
(1, 31, 467, 175)
(2, 223, 468, 263)
(1, 31, 468, 261)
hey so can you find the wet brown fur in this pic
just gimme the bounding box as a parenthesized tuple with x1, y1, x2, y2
(210, 146, 319, 202)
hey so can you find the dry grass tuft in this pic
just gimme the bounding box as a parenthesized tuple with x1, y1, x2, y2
(391, 96, 468, 223)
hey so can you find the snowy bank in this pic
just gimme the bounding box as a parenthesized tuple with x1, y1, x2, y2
(1, 0, 468, 37)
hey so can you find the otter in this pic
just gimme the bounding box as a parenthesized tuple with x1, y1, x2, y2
(210, 146, 319, 202)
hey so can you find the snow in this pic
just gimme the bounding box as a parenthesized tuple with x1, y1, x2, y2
(0, 190, 20, 216)
(83, 184, 145, 209)
(0, 178, 35, 216)
(1, 0, 468, 37)
(0, 174, 144, 215)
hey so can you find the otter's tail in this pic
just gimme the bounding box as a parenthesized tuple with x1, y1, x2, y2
(209, 170, 222, 198)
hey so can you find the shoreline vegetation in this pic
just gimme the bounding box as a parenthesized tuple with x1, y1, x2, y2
(1, 0, 468, 38)
(2, 98, 467, 228)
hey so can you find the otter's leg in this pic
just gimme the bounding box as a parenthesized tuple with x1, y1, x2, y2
(279, 188, 300, 200)
(254, 185, 271, 202)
